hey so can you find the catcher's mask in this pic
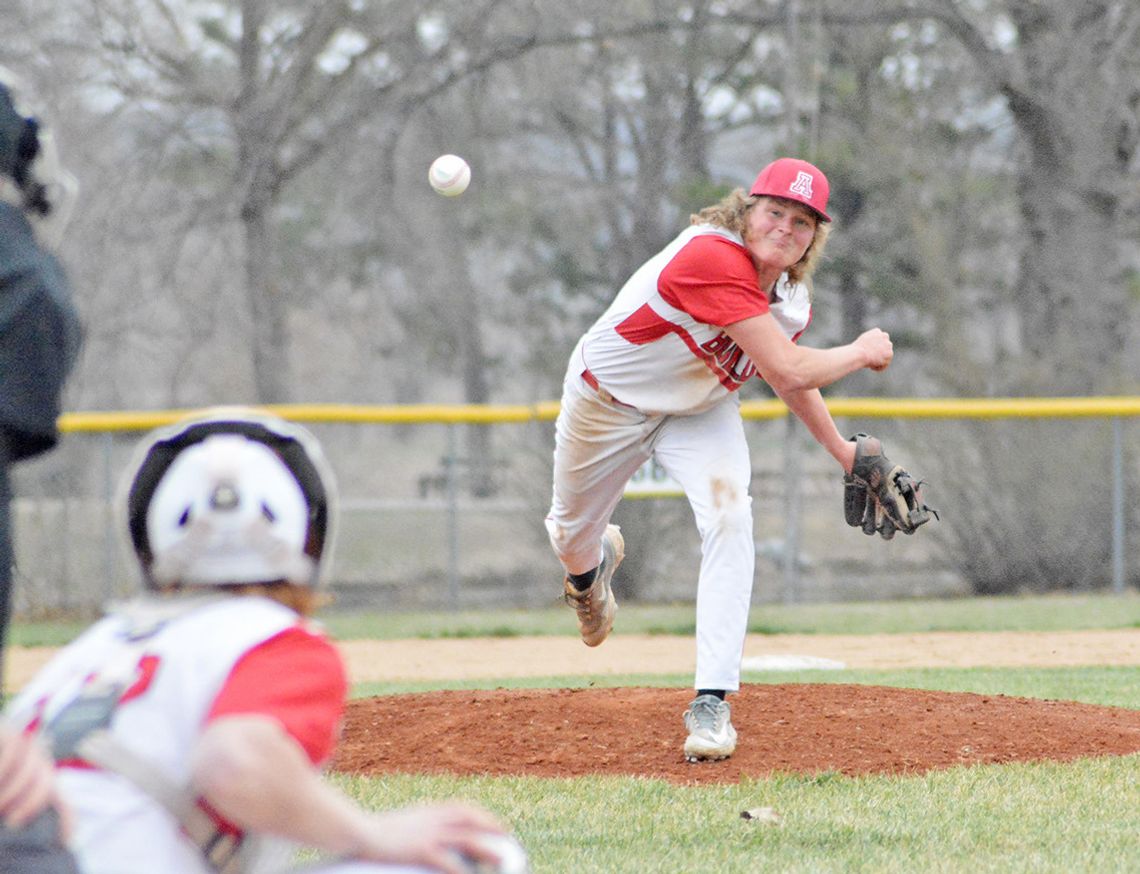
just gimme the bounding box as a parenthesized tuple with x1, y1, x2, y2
(0, 65, 78, 245)
(122, 409, 336, 591)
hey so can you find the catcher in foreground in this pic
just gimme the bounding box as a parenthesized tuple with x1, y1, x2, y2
(2, 409, 527, 874)
(844, 433, 938, 540)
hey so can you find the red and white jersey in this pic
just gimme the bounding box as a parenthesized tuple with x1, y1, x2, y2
(570, 224, 812, 415)
(7, 594, 347, 874)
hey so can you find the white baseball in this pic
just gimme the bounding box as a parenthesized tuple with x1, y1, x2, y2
(429, 153, 471, 196)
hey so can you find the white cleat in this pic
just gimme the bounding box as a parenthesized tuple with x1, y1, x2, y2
(683, 694, 737, 762)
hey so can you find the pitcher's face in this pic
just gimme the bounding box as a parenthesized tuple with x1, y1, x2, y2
(745, 196, 818, 271)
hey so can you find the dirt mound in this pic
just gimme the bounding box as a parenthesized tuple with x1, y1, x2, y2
(333, 683, 1140, 784)
(10, 631, 1140, 781)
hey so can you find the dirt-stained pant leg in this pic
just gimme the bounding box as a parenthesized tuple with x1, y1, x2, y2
(653, 397, 754, 692)
(546, 375, 658, 575)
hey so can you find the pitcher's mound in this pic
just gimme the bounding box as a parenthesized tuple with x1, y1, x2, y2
(332, 684, 1140, 784)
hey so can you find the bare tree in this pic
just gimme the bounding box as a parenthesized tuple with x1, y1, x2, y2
(71, 0, 565, 401)
(831, 0, 1140, 392)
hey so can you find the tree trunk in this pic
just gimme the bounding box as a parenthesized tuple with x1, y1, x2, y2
(236, 0, 289, 403)
(956, 2, 1134, 392)
(242, 194, 290, 403)
(1011, 154, 1125, 392)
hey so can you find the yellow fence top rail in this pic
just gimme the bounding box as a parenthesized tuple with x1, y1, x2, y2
(57, 402, 564, 432)
(56, 396, 1140, 433)
(775, 395, 1140, 420)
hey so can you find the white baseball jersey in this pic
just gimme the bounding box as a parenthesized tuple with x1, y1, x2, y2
(6, 594, 346, 874)
(569, 223, 812, 415)
(548, 222, 814, 693)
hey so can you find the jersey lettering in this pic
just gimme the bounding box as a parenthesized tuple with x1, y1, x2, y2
(699, 334, 756, 386)
(701, 334, 734, 357)
(576, 227, 808, 413)
(615, 306, 758, 390)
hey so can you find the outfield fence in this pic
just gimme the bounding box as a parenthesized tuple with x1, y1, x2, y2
(8, 396, 1138, 618)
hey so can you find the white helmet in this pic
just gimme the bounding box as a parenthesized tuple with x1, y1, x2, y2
(0, 66, 78, 247)
(123, 409, 336, 590)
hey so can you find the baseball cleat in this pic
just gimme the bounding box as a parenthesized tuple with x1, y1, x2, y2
(562, 524, 623, 647)
(683, 694, 737, 762)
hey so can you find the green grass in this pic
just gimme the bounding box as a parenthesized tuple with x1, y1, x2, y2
(338, 665, 1140, 873)
(351, 665, 1140, 710)
(325, 756, 1140, 873)
(309, 591, 1140, 641)
(332, 664, 1140, 873)
(12, 591, 1139, 646)
(7, 619, 90, 647)
(338, 634, 1140, 874)
(13, 593, 1140, 873)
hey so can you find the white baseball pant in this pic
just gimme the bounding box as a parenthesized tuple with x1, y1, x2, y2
(545, 373, 755, 692)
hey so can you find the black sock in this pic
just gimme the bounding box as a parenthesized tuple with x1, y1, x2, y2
(567, 564, 599, 591)
(696, 689, 726, 701)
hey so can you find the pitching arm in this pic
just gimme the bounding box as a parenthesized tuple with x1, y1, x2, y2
(724, 313, 892, 396)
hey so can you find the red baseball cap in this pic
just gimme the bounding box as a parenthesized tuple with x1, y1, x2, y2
(749, 157, 831, 222)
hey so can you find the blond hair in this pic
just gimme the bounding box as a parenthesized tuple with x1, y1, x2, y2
(227, 582, 331, 616)
(691, 188, 831, 287)
(158, 581, 331, 616)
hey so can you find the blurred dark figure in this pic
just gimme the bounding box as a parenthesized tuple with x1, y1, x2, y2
(0, 67, 82, 703)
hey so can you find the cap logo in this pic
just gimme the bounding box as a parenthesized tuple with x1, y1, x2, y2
(789, 171, 814, 199)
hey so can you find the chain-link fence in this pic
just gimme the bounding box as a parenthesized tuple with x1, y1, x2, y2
(8, 400, 1137, 619)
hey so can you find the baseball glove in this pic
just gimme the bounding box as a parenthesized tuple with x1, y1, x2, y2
(843, 433, 937, 540)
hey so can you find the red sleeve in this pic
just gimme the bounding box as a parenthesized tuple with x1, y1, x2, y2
(658, 235, 769, 326)
(206, 626, 348, 766)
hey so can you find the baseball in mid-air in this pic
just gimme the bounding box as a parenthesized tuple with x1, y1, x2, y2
(429, 153, 471, 196)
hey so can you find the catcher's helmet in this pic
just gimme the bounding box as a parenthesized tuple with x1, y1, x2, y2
(123, 409, 336, 590)
(0, 65, 77, 242)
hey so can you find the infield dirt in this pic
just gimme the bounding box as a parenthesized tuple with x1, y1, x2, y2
(9, 630, 1140, 782)
(327, 630, 1140, 783)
